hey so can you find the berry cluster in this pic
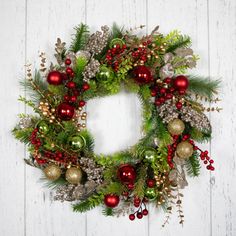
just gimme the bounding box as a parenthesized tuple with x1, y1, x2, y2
(131, 40, 152, 64)
(195, 147, 215, 171)
(105, 44, 127, 71)
(129, 197, 149, 221)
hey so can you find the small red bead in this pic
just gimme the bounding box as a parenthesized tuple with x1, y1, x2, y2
(150, 89, 157, 97)
(65, 58, 72, 65)
(155, 100, 161, 106)
(137, 212, 143, 219)
(176, 102, 182, 109)
(70, 95, 77, 102)
(122, 191, 129, 197)
(66, 67, 73, 75)
(66, 81, 76, 89)
(64, 95, 70, 101)
(129, 214, 135, 221)
(82, 83, 90, 91)
(179, 89, 186, 95)
(147, 179, 156, 188)
(127, 183, 134, 190)
(160, 88, 166, 94)
(165, 93, 173, 99)
(142, 209, 148, 216)
(78, 100, 86, 107)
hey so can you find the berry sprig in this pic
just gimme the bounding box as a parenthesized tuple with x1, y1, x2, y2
(129, 197, 149, 221)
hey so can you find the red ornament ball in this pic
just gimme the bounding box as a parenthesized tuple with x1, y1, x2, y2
(117, 164, 136, 184)
(173, 75, 189, 91)
(104, 194, 120, 208)
(133, 66, 153, 84)
(57, 103, 75, 121)
(146, 179, 156, 188)
(78, 100, 86, 107)
(47, 71, 63, 85)
(66, 67, 74, 76)
(65, 58, 71, 65)
(82, 83, 90, 91)
(66, 81, 76, 89)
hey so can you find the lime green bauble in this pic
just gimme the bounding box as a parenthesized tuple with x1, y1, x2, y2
(109, 38, 125, 48)
(143, 147, 158, 161)
(145, 188, 157, 200)
(96, 65, 114, 80)
(68, 135, 85, 151)
(37, 121, 49, 134)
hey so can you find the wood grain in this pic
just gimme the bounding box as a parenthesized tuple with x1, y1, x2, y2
(0, 0, 235, 235)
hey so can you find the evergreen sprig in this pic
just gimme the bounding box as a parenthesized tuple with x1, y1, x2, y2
(70, 23, 89, 53)
(12, 127, 33, 145)
(188, 75, 220, 99)
(166, 35, 191, 53)
(185, 151, 201, 177)
(133, 165, 147, 198)
(102, 207, 114, 216)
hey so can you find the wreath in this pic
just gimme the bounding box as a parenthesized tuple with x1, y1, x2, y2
(13, 24, 220, 225)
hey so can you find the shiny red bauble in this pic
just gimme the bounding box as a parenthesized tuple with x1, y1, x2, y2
(65, 58, 71, 65)
(57, 103, 75, 121)
(173, 75, 189, 91)
(133, 66, 153, 84)
(104, 194, 120, 208)
(47, 71, 63, 85)
(117, 164, 136, 184)
(66, 81, 76, 89)
(146, 179, 156, 188)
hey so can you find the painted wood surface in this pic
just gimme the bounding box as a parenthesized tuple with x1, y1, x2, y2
(0, 0, 235, 235)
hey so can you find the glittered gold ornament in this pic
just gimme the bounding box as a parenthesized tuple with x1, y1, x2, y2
(145, 188, 157, 200)
(167, 118, 185, 135)
(68, 135, 85, 151)
(65, 167, 82, 184)
(37, 120, 49, 134)
(44, 164, 62, 181)
(176, 141, 194, 159)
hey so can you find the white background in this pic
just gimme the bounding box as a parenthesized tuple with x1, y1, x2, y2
(0, 0, 235, 235)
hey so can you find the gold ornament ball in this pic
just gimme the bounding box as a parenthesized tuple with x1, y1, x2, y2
(176, 141, 194, 159)
(44, 164, 62, 181)
(65, 167, 82, 184)
(167, 118, 185, 135)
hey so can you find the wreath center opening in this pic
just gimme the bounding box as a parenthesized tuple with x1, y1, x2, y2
(86, 91, 142, 155)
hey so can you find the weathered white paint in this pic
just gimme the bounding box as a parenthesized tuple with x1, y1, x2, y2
(0, 0, 235, 235)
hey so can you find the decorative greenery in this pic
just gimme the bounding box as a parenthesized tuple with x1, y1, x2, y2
(12, 23, 220, 225)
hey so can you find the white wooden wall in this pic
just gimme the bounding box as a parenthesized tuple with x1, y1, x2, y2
(0, 0, 235, 235)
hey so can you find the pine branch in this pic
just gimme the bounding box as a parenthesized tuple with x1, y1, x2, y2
(12, 127, 33, 145)
(40, 176, 67, 189)
(79, 129, 95, 152)
(190, 127, 211, 143)
(166, 35, 191, 53)
(133, 165, 147, 198)
(185, 151, 201, 177)
(102, 207, 114, 216)
(155, 116, 172, 146)
(70, 23, 90, 53)
(73, 193, 103, 213)
(188, 75, 221, 99)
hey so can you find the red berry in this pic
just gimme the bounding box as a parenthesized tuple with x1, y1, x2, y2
(66, 81, 76, 89)
(179, 89, 186, 95)
(66, 67, 73, 75)
(127, 183, 134, 190)
(65, 58, 71, 65)
(70, 95, 77, 102)
(73, 90, 80, 96)
(122, 191, 129, 197)
(137, 212, 143, 219)
(147, 179, 156, 188)
(165, 93, 173, 99)
(78, 100, 86, 107)
(155, 100, 161, 106)
(134, 197, 141, 205)
(134, 203, 140, 208)
(210, 160, 214, 164)
(176, 102, 182, 109)
(150, 89, 157, 97)
(210, 166, 215, 171)
(142, 209, 148, 216)
(164, 77, 172, 84)
(129, 214, 135, 221)
(204, 160, 208, 164)
(160, 88, 166, 94)
(82, 83, 90, 91)
(159, 97, 165, 103)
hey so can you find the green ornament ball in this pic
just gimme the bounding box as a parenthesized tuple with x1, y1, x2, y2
(97, 65, 114, 81)
(109, 38, 125, 48)
(68, 135, 85, 151)
(143, 147, 158, 161)
(37, 121, 49, 134)
(145, 188, 157, 200)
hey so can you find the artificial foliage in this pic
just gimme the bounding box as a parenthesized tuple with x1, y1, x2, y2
(12, 23, 221, 225)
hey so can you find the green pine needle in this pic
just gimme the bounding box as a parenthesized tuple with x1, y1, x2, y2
(12, 127, 33, 145)
(166, 35, 191, 53)
(185, 151, 201, 177)
(40, 176, 67, 189)
(133, 165, 147, 198)
(70, 23, 89, 53)
(73, 193, 103, 213)
(190, 127, 212, 143)
(102, 207, 114, 216)
(188, 75, 221, 99)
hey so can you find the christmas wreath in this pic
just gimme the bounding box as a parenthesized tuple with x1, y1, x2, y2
(13, 24, 221, 225)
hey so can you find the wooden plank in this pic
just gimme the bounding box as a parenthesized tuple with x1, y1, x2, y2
(147, 0, 211, 235)
(208, 0, 236, 235)
(0, 1, 26, 235)
(25, 1, 86, 235)
(85, 0, 149, 235)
